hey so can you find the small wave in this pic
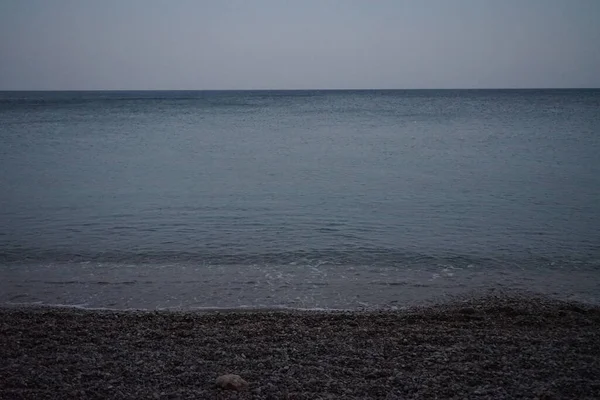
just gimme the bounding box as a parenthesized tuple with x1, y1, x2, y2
(2, 301, 99, 310)
(39, 280, 139, 286)
(371, 281, 409, 286)
(2, 301, 353, 313)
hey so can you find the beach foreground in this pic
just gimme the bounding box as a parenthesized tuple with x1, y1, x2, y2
(1, 294, 599, 399)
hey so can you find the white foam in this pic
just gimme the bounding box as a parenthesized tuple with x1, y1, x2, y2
(2, 301, 353, 313)
(3, 301, 143, 311)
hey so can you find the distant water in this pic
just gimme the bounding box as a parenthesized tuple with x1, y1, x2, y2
(1, 90, 599, 309)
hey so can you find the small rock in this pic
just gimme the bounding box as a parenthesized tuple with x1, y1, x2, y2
(215, 374, 249, 391)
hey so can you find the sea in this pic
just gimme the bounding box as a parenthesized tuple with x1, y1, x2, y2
(1, 89, 599, 310)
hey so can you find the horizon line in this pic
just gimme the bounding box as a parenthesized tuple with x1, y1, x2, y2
(1, 87, 599, 92)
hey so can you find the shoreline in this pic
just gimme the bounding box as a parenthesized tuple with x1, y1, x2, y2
(2, 293, 599, 399)
(2, 288, 598, 314)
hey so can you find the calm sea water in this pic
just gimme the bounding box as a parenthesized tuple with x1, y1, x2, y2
(1, 90, 599, 309)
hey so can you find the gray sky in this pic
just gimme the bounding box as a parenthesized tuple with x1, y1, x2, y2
(1, 0, 599, 90)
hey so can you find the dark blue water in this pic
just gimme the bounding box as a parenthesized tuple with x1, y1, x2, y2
(1, 90, 599, 309)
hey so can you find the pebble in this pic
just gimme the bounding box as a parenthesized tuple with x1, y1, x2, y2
(215, 374, 248, 391)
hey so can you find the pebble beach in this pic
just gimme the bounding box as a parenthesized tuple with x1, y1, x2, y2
(1, 293, 599, 399)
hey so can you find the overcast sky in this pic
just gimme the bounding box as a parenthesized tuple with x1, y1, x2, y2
(1, 0, 599, 90)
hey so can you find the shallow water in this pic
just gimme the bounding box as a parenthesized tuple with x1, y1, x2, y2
(1, 90, 599, 309)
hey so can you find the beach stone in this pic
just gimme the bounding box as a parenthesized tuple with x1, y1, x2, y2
(215, 374, 248, 391)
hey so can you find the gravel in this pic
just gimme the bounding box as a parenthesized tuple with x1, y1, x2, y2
(1, 293, 599, 399)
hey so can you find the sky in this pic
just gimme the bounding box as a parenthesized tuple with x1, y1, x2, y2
(0, 0, 599, 90)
